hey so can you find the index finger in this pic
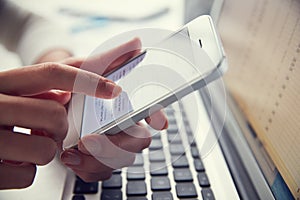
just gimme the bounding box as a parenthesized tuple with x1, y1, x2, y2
(64, 37, 142, 76)
(0, 63, 122, 99)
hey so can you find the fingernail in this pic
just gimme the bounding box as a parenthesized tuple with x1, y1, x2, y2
(105, 82, 122, 97)
(163, 120, 169, 129)
(61, 151, 81, 166)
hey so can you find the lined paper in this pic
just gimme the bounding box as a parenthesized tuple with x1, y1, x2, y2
(218, 0, 300, 198)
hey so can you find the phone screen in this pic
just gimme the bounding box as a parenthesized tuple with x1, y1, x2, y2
(81, 28, 215, 137)
(82, 52, 146, 136)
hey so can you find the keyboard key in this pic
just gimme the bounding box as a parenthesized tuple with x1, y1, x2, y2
(149, 139, 163, 150)
(133, 153, 144, 166)
(101, 189, 122, 200)
(150, 126, 161, 139)
(73, 178, 98, 194)
(113, 169, 122, 174)
(180, 109, 187, 116)
(187, 135, 196, 146)
(152, 191, 173, 200)
(165, 107, 175, 116)
(171, 156, 189, 168)
(126, 181, 147, 196)
(127, 197, 147, 200)
(184, 124, 193, 135)
(183, 118, 190, 126)
(102, 174, 122, 189)
(150, 162, 168, 176)
(169, 144, 185, 155)
(72, 195, 85, 200)
(167, 115, 177, 124)
(173, 169, 193, 182)
(167, 133, 182, 143)
(152, 132, 161, 139)
(149, 150, 165, 162)
(201, 188, 215, 200)
(151, 177, 171, 191)
(190, 146, 200, 158)
(194, 158, 205, 172)
(127, 166, 145, 180)
(197, 172, 210, 187)
(166, 124, 178, 133)
(175, 182, 198, 198)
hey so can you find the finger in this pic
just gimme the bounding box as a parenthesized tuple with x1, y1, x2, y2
(61, 149, 114, 173)
(78, 124, 151, 157)
(78, 37, 142, 75)
(0, 131, 56, 165)
(145, 110, 168, 130)
(77, 134, 137, 170)
(74, 125, 150, 170)
(31, 90, 71, 105)
(72, 168, 112, 182)
(34, 49, 72, 64)
(0, 63, 122, 99)
(0, 163, 36, 189)
(61, 148, 133, 181)
(0, 94, 68, 142)
(61, 57, 84, 68)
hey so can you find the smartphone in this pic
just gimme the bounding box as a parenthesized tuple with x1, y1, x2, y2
(63, 15, 227, 148)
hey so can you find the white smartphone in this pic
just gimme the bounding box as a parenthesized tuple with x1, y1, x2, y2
(63, 15, 227, 148)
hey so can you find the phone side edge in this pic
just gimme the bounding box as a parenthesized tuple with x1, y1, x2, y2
(63, 93, 85, 149)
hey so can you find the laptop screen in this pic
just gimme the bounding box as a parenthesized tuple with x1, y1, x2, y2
(217, 0, 300, 199)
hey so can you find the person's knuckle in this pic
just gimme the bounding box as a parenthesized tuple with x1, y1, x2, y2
(0, 95, 7, 121)
(37, 138, 57, 165)
(49, 102, 68, 136)
(41, 62, 62, 78)
(51, 101, 66, 117)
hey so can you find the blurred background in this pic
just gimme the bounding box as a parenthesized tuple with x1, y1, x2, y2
(0, 0, 187, 69)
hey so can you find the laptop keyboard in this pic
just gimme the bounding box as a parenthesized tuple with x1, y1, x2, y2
(71, 104, 215, 200)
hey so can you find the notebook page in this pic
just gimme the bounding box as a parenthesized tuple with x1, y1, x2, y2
(218, 0, 300, 198)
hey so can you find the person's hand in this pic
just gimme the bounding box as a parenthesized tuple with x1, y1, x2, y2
(60, 38, 168, 182)
(0, 62, 122, 189)
(34, 49, 73, 64)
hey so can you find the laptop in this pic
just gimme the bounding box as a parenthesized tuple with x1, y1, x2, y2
(1, 0, 299, 199)
(62, 0, 300, 199)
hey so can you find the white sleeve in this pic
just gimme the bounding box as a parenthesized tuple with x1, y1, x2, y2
(0, 0, 71, 65)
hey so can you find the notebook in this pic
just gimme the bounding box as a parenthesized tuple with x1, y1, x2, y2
(218, 0, 300, 198)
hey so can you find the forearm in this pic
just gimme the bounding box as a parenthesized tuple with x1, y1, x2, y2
(0, 0, 30, 52)
(0, 0, 72, 65)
